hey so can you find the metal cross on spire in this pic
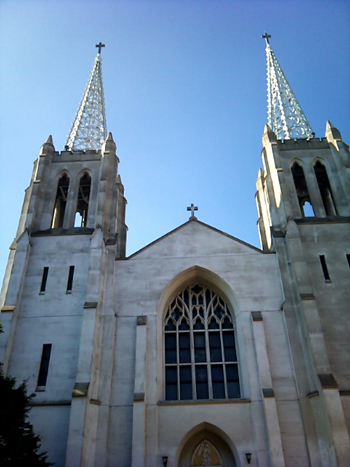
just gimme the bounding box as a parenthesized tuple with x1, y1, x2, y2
(96, 42, 105, 54)
(262, 32, 271, 45)
(187, 203, 198, 219)
(65, 43, 107, 151)
(262, 33, 314, 140)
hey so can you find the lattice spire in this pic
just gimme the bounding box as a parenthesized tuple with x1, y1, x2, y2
(262, 33, 314, 140)
(66, 43, 107, 151)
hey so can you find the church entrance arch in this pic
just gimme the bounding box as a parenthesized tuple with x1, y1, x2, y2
(176, 422, 237, 467)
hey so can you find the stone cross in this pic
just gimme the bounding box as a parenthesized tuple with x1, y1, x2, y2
(262, 32, 271, 45)
(187, 203, 198, 219)
(96, 42, 105, 54)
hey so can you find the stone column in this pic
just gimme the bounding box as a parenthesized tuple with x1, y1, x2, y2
(251, 311, 285, 467)
(131, 316, 148, 467)
(65, 229, 104, 466)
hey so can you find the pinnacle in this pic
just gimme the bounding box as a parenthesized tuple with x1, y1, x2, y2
(263, 123, 273, 134)
(325, 120, 342, 141)
(263, 123, 277, 144)
(40, 135, 55, 154)
(45, 135, 54, 145)
(103, 131, 116, 152)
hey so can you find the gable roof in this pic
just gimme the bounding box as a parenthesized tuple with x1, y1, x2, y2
(125, 218, 270, 260)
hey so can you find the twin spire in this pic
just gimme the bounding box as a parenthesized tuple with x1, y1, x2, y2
(65, 37, 314, 151)
(262, 33, 314, 140)
(65, 43, 107, 151)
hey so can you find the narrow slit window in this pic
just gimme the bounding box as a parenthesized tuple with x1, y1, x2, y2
(319, 255, 331, 281)
(346, 254, 350, 268)
(51, 174, 70, 228)
(66, 266, 75, 292)
(75, 173, 91, 227)
(37, 344, 52, 387)
(40, 267, 49, 293)
(291, 162, 314, 217)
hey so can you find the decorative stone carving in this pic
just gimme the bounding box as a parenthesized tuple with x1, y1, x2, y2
(191, 439, 222, 467)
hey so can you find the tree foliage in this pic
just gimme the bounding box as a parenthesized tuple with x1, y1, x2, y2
(0, 365, 53, 466)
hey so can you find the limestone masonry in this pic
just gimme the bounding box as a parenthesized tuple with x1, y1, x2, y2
(0, 41, 349, 466)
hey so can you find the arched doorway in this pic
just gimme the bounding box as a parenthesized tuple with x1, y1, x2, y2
(177, 423, 237, 467)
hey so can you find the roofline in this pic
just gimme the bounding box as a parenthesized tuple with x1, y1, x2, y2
(122, 218, 270, 260)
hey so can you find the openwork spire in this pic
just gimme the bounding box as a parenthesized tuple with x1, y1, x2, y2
(262, 33, 314, 140)
(66, 43, 107, 151)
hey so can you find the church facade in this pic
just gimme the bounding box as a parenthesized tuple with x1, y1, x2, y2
(1, 40, 350, 467)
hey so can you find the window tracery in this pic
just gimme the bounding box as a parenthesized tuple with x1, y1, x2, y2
(164, 284, 240, 401)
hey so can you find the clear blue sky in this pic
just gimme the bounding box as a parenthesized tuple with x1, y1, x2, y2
(0, 0, 349, 283)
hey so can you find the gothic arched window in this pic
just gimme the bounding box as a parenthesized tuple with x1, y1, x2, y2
(164, 284, 240, 401)
(51, 174, 70, 228)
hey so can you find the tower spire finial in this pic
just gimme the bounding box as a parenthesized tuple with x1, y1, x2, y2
(96, 42, 105, 54)
(262, 32, 271, 45)
(65, 44, 107, 151)
(262, 34, 314, 140)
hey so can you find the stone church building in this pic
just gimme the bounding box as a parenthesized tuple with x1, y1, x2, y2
(1, 38, 350, 466)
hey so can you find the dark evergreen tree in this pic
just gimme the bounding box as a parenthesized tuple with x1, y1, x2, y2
(0, 365, 53, 466)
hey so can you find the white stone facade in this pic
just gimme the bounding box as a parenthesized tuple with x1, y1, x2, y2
(1, 122, 350, 465)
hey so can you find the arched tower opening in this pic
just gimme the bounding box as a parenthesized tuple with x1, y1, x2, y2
(51, 173, 70, 228)
(314, 161, 337, 215)
(74, 172, 91, 227)
(291, 162, 314, 216)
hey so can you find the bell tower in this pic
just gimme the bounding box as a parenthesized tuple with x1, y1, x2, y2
(256, 35, 350, 465)
(0, 44, 127, 465)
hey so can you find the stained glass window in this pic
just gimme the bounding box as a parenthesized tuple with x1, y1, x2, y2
(164, 284, 240, 400)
